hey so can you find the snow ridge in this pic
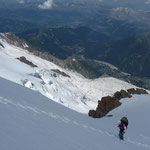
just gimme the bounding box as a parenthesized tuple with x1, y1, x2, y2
(0, 33, 136, 113)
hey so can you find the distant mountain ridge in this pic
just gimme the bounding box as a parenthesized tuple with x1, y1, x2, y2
(102, 32, 150, 77)
(1, 3, 150, 39)
(17, 27, 150, 78)
(17, 27, 110, 59)
(16, 27, 150, 89)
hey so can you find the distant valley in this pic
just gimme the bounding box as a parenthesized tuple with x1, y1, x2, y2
(1, 0, 150, 89)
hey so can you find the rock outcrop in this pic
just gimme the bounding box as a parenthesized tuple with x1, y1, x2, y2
(95, 96, 121, 118)
(51, 69, 70, 78)
(113, 90, 132, 100)
(0, 33, 29, 49)
(17, 56, 37, 68)
(127, 88, 148, 95)
(136, 88, 148, 94)
(0, 42, 4, 48)
(127, 88, 137, 94)
(89, 88, 148, 118)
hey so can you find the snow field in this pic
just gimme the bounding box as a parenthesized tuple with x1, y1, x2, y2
(0, 36, 136, 113)
(0, 77, 150, 150)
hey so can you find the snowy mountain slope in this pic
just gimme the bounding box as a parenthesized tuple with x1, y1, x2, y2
(0, 33, 136, 113)
(0, 77, 150, 150)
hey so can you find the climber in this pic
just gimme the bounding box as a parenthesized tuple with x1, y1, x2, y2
(118, 117, 128, 140)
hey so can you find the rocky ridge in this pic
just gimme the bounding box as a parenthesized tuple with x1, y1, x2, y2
(89, 88, 148, 118)
(17, 56, 37, 68)
(0, 32, 29, 49)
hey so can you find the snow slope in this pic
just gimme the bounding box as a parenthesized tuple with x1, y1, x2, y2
(0, 77, 150, 150)
(0, 33, 136, 113)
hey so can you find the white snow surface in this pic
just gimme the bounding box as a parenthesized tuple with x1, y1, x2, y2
(0, 77, 150, 150)
(0, 36, 136, 113)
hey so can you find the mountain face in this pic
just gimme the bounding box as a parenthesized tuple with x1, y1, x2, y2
(1, 0, 150, 39)
(101, 32, 150, 78)
(17, 27, 110, 59)
(100, 0, 150, 10)
(1, 1, 150, 88)
(88, 7, 150, 39)
(17, 27, 150, 80)
(0, 31, 150, 150)
(1, 32, 150, 90)
(110, 7, 150, 34)
(0, 32, 137, 113)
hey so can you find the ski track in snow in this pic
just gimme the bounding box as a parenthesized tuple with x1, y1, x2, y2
(140, 135, 150, 141)
(0, 96, 150, 149)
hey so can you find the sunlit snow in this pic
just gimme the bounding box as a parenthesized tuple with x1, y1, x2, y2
(0, 35, 136, 113)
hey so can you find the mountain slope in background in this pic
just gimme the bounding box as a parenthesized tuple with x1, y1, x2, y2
(17, 27, 150, 79)
(102, 32, 150, 77)
(17, 27, 110, 59)
(1, 0, 150, 39)
(0, 32, 136, 113)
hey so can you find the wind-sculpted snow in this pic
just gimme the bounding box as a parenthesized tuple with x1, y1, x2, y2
(0, 34, 136, 113)
(0, 77, 150, 150)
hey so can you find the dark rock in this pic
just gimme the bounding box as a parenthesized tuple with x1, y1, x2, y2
(17, 56, 37, 68)
(95, 109, 106, 118)
(113, 91, 122, 100)
(107, 115, 113, 117)
(127, 88, 148, 95)
(51, 69, 70, 78)
(51, 73, 57, 78)
(49, 81, 53, 85)
(0, 42, 4, 48)
(127, 88, 137, 94)
(89, 87, 149, 119)
(33, 73, 41, 79)
(94, 96, 121, 118)
(88, 110, 96, 118)
(0, 33, 28, 49)
(136, 88, 148, 94)
(113, 90, 131, 101)
(120, 90, 132, 98)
